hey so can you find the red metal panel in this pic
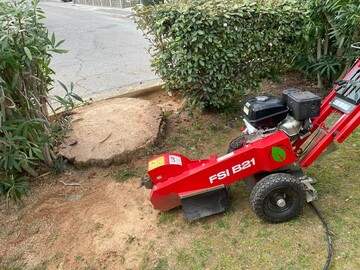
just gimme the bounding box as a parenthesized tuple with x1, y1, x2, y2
(149, 131, 297, 211)
(294, 60, 360, 154)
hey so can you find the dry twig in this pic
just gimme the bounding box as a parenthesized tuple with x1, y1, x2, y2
(59, 180, 81, 186)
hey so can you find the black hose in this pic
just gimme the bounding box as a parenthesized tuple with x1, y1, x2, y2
(309, 202, 333, 270)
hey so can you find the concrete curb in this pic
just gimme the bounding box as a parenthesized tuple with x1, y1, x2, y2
(89, 79, 164, 102)
(94, 8, 134, 19)
(41, 1, 135, 18)
(49, 79, 164, 120)
(73, 0, 139, 9)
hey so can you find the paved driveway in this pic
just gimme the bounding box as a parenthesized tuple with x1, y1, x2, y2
(40, 2, 159, 102)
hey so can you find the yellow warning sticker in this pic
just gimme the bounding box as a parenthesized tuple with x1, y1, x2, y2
(243, 105, 250, 115)
(148, 156, 165, 171)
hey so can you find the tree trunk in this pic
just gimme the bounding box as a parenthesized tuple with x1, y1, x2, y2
(317, 37, 323, 89)
(337, 62, 352, 82)
(324, 25, 329, 56)
(42, 144, 54, 167)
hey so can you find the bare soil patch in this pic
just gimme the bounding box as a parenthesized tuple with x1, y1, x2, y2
(0, 168, 160, 269)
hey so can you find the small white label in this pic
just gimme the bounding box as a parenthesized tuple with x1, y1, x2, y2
(334, 99, 350, 111)
(169, 155, 182, 166)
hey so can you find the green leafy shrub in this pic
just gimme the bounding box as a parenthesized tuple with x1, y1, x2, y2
(134, 0, 306, 109)
(294, 0, 360, 87)
(0, 0, 81, 202)
(0, 175, 29, 205)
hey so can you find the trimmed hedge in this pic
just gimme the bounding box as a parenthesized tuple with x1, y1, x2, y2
(135, 0, 307, 109)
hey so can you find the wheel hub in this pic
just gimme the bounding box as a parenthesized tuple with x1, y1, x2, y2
(276, 198, 286, 207)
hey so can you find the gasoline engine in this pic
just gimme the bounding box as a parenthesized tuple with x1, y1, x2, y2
(229, 89, 321, 153)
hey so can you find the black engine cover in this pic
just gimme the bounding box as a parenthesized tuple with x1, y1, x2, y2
(242, 95, 289, 128)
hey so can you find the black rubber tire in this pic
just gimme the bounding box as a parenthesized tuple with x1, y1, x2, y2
(250, 173, 306, 223)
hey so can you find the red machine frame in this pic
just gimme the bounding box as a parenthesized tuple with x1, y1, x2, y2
(295, 61, 360, 168)
(147, 60, 360, 213)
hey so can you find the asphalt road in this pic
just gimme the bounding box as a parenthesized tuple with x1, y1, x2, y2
(39, 2, 159, 102)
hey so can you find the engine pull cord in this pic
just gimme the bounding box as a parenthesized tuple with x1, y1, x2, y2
(309, 202, 333, 270)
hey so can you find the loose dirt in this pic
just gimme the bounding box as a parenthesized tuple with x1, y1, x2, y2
(1, 167, 167, 270)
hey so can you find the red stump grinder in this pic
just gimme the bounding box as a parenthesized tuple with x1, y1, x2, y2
(141, 49, 360, 223)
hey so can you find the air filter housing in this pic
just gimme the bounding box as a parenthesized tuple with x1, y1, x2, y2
(283, 89, 321, 120)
